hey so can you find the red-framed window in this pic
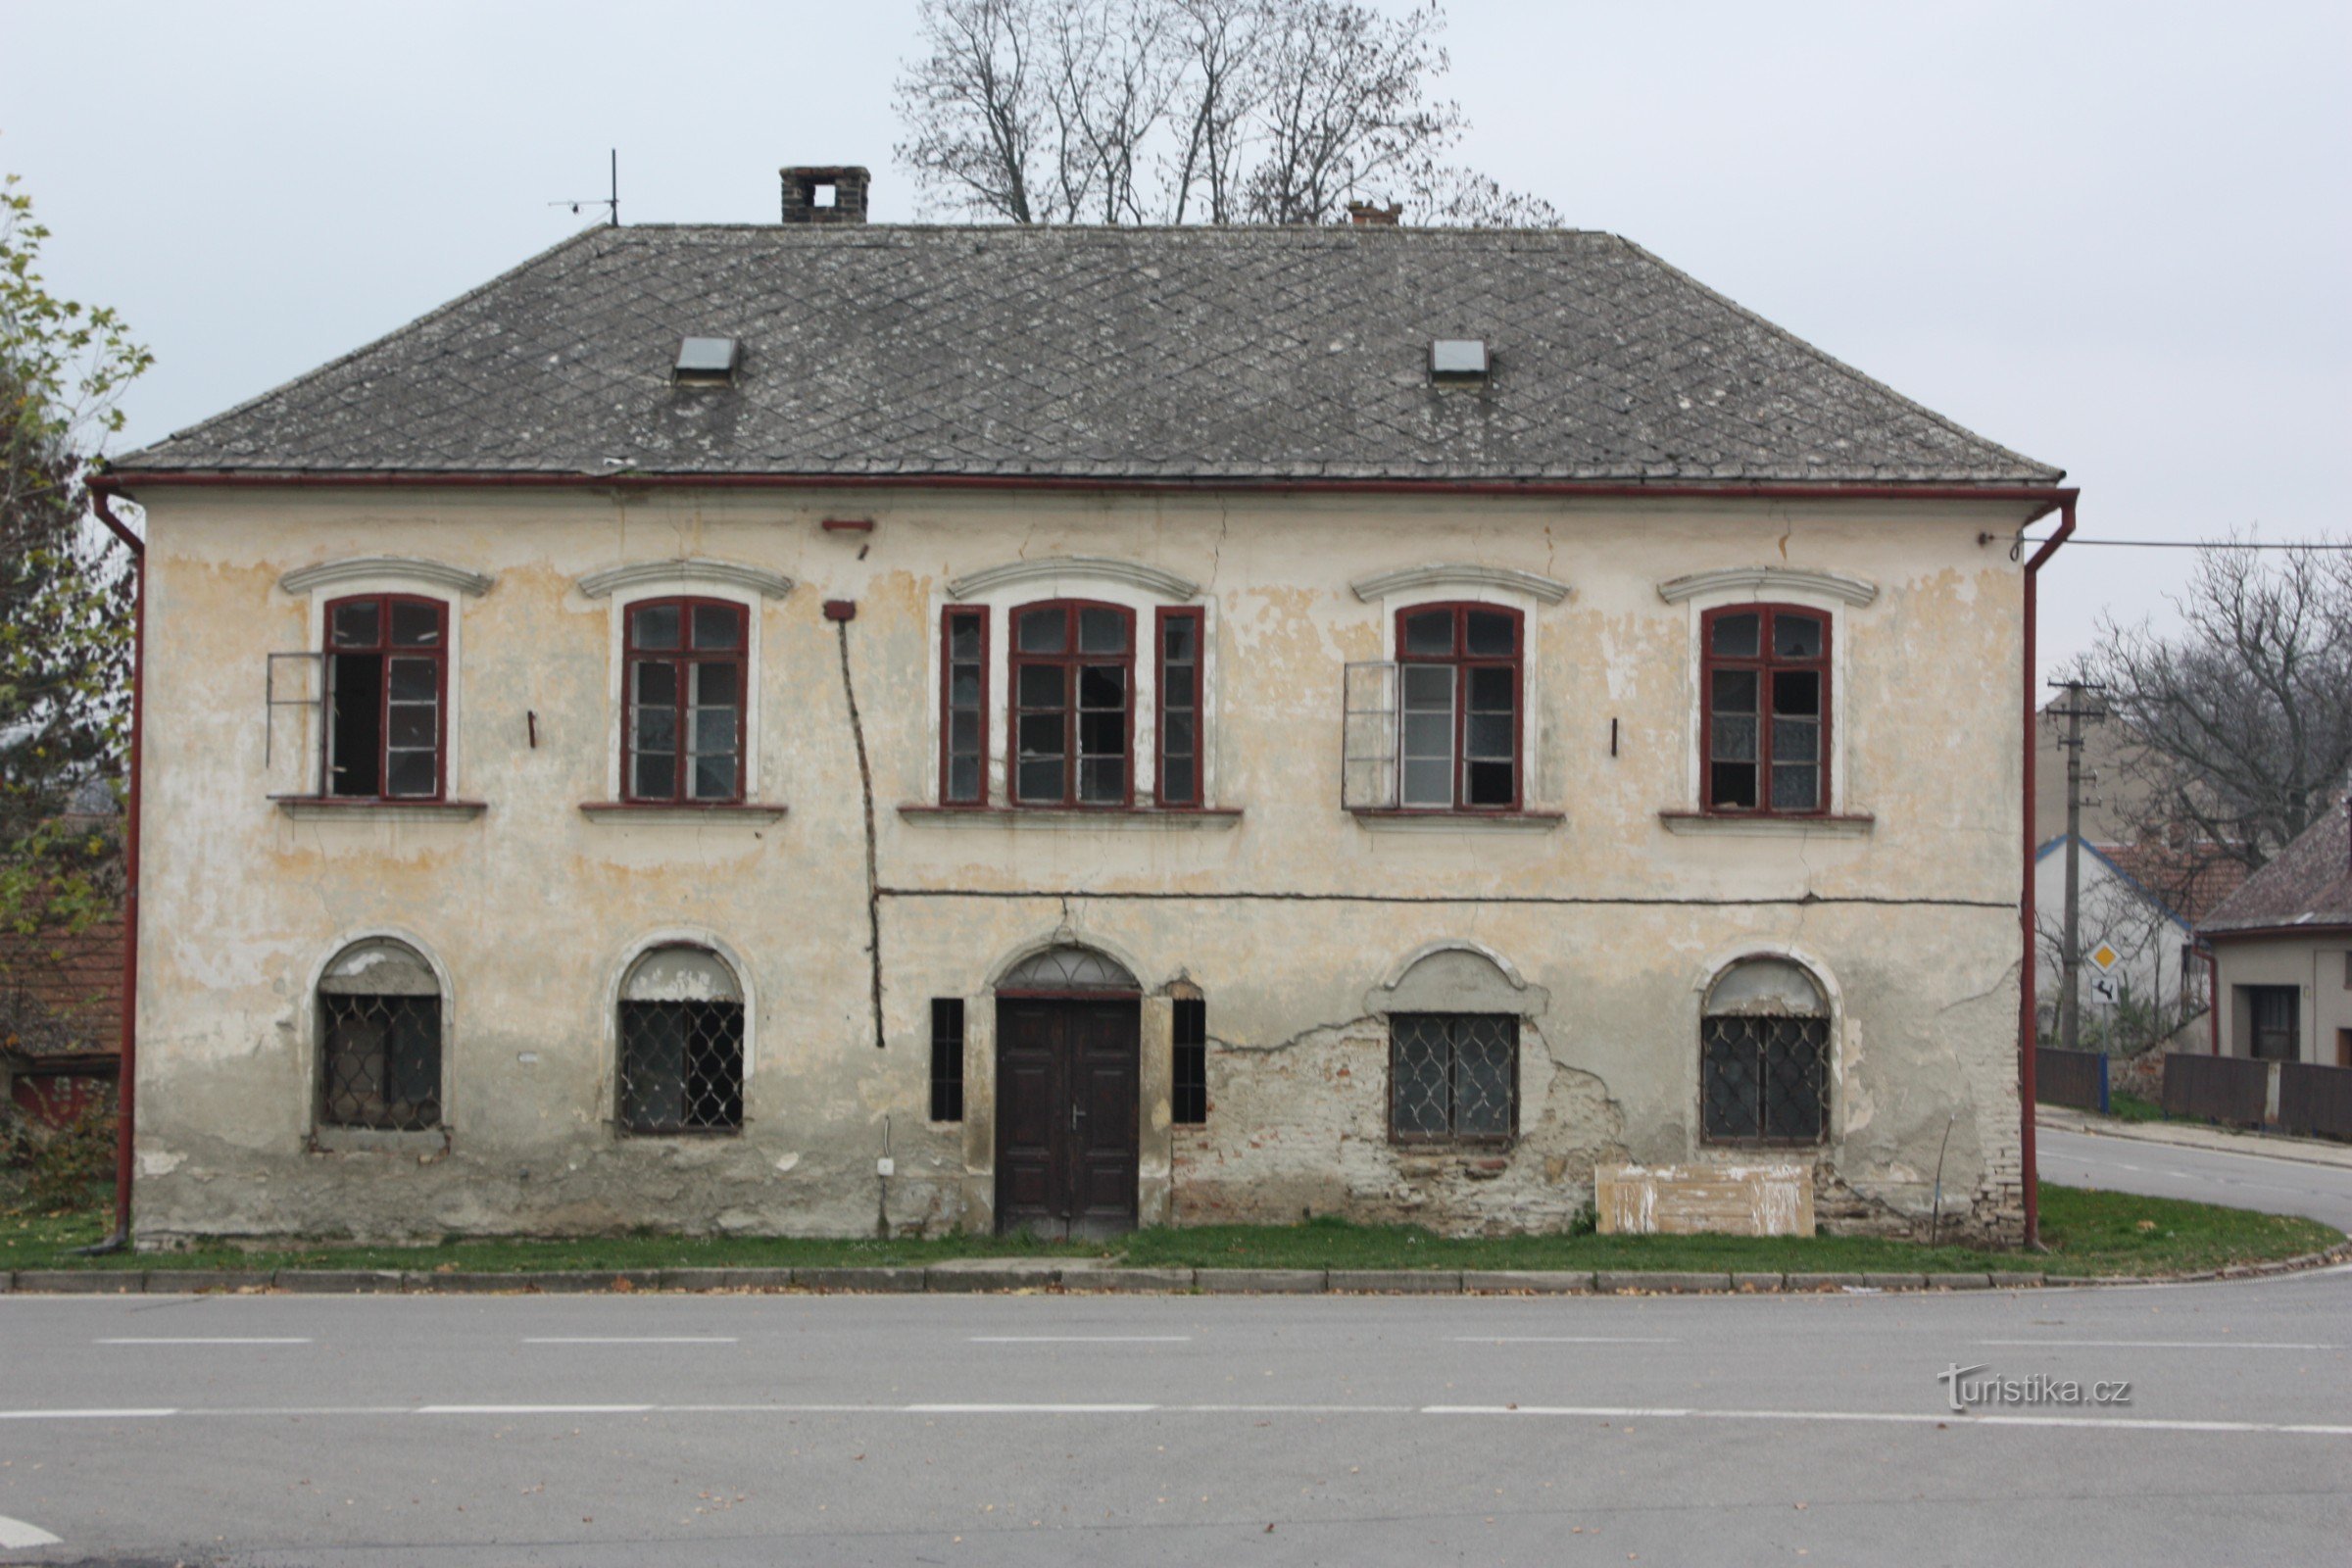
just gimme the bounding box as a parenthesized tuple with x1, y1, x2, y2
(1396, 603, 1521, 810)
(624, 598, 748, 804)
(940, 606, 990, 806)
(1702, 604, 1830, 814)
(324, 594, 447, 800)
(1155, 607, 1203, 808)
(1010, 599, 1134, 807)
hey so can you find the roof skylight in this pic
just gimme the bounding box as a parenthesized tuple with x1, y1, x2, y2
(675, 336, 741, 381)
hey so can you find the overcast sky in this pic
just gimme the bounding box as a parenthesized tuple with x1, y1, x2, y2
(6, 0, 2345, 677)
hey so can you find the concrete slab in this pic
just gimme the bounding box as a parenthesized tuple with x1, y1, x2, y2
(794, 1266, 925, 1293)
(278, 1269, 405, 1294)
(926, 1259, 1065, 1292)
(1061, 1266, 1196, 1293)
(1326, 1269, 1462, 1295)
(1595, 1271, 1733, 1294)
(1732, 1271, 1787, 1292)
(144, 1270, 276, 1294)
(1461, 1270, 1593, 1294)
(10, 1270, 144, 1294)
(656, 1267, 796, 1292)
(1862, 1273, 1930, 1290)
(1198, 1268, 1325, 1294)
(1783, 1272, 1869, 1292)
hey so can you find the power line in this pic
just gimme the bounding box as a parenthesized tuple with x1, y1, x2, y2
(2018, 537, 2352, 551)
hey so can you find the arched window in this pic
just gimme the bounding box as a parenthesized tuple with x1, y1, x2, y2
(997, 945, 1141, 994)
(617, 946, 745, 1134)
(318, 939, 443, 1130)
(1700, 957, 1831, 1145)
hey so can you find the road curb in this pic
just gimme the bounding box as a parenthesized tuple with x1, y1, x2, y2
(12, 1240, 2347, 1298)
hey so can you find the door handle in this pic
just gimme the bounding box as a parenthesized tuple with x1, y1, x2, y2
(1070, 1102, 1086, 1131)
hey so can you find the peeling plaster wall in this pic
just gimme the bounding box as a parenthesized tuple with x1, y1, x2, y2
(127, 486, 2031, 1245)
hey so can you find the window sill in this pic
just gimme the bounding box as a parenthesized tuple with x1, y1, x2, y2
(309, 1125, 448, 1154)
(579, 802, 789, 825)
(898, 805, 1243, 831)
(1659, 810, 1874, 838)
(273, 797, 486, 822)
(1349, 809, 1563, 833)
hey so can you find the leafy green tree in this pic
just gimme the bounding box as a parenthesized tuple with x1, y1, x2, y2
(0, 172, 147, 1049)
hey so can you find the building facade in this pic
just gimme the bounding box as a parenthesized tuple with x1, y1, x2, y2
(2201, 802, 2352, 1067)
(108, 179, 2064, 1245)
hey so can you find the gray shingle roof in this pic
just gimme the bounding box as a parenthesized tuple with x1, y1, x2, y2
(118, 224, 2063, 484)
(2201, 802, 2352, 935)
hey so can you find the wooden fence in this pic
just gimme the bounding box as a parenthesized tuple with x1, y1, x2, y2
(2034, 1047, 2109, 1114)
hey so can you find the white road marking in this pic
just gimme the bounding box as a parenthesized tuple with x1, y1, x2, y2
(521, 1337, 740, 1345)
(1980, 1339, 2338, 1350)
(906, 1402, 1159, 1413)
(0, 1512, 63, 1548)
(1, 1400, 2345, 1438)
(413, 1403, 655, 1415)
(1421, 1404, 2352, 1436)
(95, 1337, 313, 1346)
(1446, 1336, 1679, 1345)
(0, 1408, 177, 1421)
(969, 1335, 1192, 1344)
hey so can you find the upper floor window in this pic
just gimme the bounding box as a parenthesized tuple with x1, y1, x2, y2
(625, 598, 747, 804)
(1011, 600, 1133, 807)
(1703, 605, 1829, 815)
(1396, 604, 1521, 810)
(940, 607, 990, 806)
(1156, 608, 1203, 808)
(324, 595, 447, 800)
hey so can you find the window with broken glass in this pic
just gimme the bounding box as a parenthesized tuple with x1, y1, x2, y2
(616, 947, 746, 1135)
(624, 598, 747, 804)
(1009, 600, 1134, 807)
(1702, 605, 1830, 814)
(317, 940, 442, 1131)
(1390, 1012, 1517, 1143)
(1396, 604, 1521, 810)
(1699, 959, 1831, 1145)
(323, 594, 447, 799)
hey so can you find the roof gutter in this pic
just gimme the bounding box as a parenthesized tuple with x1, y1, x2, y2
(83, 484, 145, 1253)
(2018, 495, 2077, 1250)
(94, 468, 2074, 514)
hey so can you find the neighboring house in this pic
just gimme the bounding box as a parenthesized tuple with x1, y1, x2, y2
(100, 167, 2068, 1247)
(0, 920, 123, 1128)
(2199, 800, 2352, 1066)
(2033, 837, 2200, 1032)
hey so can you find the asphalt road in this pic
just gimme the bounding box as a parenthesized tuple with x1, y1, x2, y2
(2038, 1124, 2352, 1232)
(4, 1265, 2349, 1567)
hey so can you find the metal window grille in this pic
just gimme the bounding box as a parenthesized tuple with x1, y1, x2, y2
(930, 998, 966, 1122)
(1700, 1014, 1830, 1144)
(617, 1000, 744, 1134)
(318, 992, 442, 1130)
(1390, 1012, 1516, 1142)
(1172, 997, 1207, 1124)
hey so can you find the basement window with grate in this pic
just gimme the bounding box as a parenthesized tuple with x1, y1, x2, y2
(1699, 958, 1831, 1145)
(616, 946, 746, 1135)
(317, 939, 443, 1131)
(1390, 1012, 1517, 1144)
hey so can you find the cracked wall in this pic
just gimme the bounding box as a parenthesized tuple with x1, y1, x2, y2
(126, 486, 2031, 1246)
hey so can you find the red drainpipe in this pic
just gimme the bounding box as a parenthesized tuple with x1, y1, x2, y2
(2018, 497, 2077, 1249)
(85, 478, 145, 1249)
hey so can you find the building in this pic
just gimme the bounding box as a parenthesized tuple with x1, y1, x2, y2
(2199, 800, 2352, 1066)
(100, 168, 2067, 1246)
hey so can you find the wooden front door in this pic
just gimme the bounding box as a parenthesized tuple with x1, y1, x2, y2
(995, 997, 1141, 1239)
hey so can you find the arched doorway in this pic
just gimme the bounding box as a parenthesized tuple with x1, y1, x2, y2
(995, 945, 1142, 1239)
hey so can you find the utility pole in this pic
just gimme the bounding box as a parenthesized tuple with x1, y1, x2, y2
(2046, 680, 2107, 1054)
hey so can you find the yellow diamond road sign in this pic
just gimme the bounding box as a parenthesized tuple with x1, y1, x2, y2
(2089, 942, 2121, 973)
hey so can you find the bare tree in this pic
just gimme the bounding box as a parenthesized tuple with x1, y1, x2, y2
(2073, 543, 2352, 876)
(894, 0, 1557, 227)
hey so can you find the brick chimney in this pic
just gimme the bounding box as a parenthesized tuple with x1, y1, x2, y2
(781, 166, 870, 224)
(1347, 200, 1402, 226)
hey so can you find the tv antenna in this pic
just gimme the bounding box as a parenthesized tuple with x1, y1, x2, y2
(551, 149, 619, 226)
